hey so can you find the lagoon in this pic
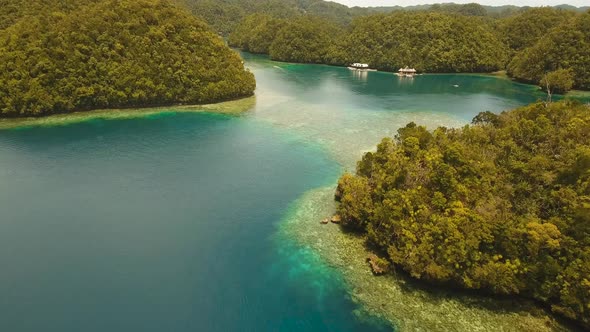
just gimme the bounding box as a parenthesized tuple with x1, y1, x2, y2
(0, 54, 571, 331)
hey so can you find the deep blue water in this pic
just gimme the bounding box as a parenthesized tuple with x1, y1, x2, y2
(0, 113, 387, 331)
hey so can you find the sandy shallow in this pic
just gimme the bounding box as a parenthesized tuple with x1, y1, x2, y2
(0, 96, 256, 130)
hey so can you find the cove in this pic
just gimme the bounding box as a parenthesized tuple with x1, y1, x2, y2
(0, 53, 580, 331)
(240, 53, 550, 169)
(0, 114, 387, 331)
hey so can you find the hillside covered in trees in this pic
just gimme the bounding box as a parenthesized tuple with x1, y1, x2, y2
(497, 7, 575, 53)
(177, 0, 366, 35)
(508, 10, 590, 91)
(178, 0, 589, 36)
(230, 12, 507, 72)
(229, 6, 590, 92)
(335, 100, 590, 328)
(0, 0, 255, 117)
(340, 12, 507, 72)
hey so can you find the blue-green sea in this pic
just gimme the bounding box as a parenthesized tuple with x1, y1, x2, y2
(0, 54, 571, 331)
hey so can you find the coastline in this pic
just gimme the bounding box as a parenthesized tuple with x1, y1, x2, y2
(241, 53, 589, 100)
(280, 186, 575, 331)
(0, 96, 256, 130)
(6, 52, 584, 329)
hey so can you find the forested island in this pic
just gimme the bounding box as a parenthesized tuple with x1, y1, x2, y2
(335, 100, 590, 328)
(228, 6, 590, 93)
(0, 0, 255, 117)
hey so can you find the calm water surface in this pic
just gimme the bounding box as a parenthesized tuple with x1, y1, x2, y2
(0, 54, 549, 331)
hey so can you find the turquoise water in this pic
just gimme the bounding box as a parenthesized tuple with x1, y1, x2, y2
(0, 114, 391, 331)
(241, 53, 547, 168)
(0, 54, 556, 331)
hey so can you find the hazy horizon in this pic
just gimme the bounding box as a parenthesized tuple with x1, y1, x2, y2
(331, 0, 588, 8)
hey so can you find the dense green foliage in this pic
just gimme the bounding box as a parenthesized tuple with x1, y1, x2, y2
(336, 101, 590, 328)
(0, 0, 255, 117)
(230, 12, 507, 72)
(540, 69, 575, 95)
(228, 14, 348, 64)
(269, 16, 343, 64)
(0, 0, 100, 30)
(369, 4, 588, 17)
(227, 13, 287, 54)
(508, 11, 590, 91)
(181, 0, 587, 37)
(230, 6, 589, 91)
(498, 7, 573, 52)
(178, 0, 364, 35)
(340, 13, 507, 72)
(428, 3, 487, 16)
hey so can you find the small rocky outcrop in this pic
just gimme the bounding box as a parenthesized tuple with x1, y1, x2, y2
(367, 254, 390, 275)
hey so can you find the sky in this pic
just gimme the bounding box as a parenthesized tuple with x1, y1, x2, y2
(331, 0, 588, 7)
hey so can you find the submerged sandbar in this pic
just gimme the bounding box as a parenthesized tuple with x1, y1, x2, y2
(0, 96, 256, 130)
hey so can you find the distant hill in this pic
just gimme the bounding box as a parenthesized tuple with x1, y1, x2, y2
(177, 0, 370, 35)
(178, 0, 589, 35)
(555, 4, 590, 11)
(365, 2, 588, 17)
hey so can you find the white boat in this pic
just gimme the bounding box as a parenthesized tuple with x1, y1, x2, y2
(348, 63, 376, 71)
